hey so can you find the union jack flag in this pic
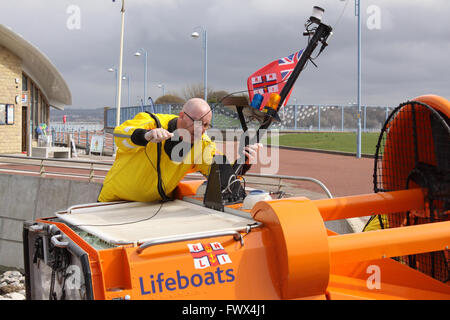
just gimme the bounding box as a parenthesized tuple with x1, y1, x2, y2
(278, 50, 303, 81)
(247, 49, 304, 110)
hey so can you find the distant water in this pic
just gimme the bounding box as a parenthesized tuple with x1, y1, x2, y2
(50, 122, 104, 132)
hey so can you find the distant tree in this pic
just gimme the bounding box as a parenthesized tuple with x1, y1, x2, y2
(207, 90, 229, 104)
(182, 83, 233, 104)
(182, 83, 209, 100)
(154, 94, 185, 104)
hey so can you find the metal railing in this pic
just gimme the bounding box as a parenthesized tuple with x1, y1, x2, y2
(48, 128, 114, 156)
(0, 154, 332, 198)
(0, 154, 112, 182)
(245, 173, 333, 199)
(104, 103, 392, 132)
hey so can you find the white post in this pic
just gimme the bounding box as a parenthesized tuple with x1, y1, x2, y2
(113, 0, 126, 156)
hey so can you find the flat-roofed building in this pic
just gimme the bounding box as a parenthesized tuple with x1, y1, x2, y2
(0, 24, 71, 154)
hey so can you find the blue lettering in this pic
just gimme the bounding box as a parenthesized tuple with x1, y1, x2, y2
(204, 272, 215, 285)
(177, 270, 189, 289)
(165, 277, 176, 291)
(139, 277, 151, 295)
(150, 274, 156, 293)
(156, 273, 164, 292)
(140, 268, 235, 296)
(191, 274, 203, 287)
(215, 267, 225, 283)
(226, 268, 235, 282)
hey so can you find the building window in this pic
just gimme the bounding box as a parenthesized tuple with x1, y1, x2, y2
(30, 82, 34, 128)
(22, 74, 28, 91)
(31, 85, 39, 139)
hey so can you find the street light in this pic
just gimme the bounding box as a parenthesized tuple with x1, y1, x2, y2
(134, 48, 148, 106)
(191, 26, 207, 102)
(158, 83, 165, 97)
(122, 74, 131, 106)
(107, 67, 118, 108)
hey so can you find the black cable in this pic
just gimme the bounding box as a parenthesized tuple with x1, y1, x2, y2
(71, 201, 164, 227)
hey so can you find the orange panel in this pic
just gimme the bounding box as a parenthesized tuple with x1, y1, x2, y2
(121, 231, 281, 300)
(328, 259, 450, 299)
(98, 247, 133, 292)
(173, 179, 205, 199)
(251, 198, 330, 299)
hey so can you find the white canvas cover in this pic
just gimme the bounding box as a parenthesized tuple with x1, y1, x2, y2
(56, 200, 256, 245)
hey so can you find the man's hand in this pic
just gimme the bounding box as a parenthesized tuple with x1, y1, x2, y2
(145, 128, 174, 143)
(244, 143, 263, 164)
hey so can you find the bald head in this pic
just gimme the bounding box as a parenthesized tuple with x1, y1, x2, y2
(177, 98, 212, 142)
(182, 98, 211, 119)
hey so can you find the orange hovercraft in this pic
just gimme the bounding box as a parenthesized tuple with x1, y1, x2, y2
(22, 7, 449, 301)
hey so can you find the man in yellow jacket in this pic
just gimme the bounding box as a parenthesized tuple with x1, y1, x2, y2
(98, 98, 261, 202)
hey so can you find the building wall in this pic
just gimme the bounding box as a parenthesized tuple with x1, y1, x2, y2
(0, 45, 22, 154)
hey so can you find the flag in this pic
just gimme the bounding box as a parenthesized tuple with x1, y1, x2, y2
(247, 49, 304, 110)
(187, 242, 232, 269)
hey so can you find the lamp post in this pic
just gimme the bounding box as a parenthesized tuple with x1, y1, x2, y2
(122, 74, 130, 106)
(107, 67, 118, 108)
(134, 48, 148, 106)
(158, 83, 165, 97)
(339, 0, 362, 157)
(356, 0, 362, 158)
(113, 0, 125, 128)
(111, 0, 126, 156)
(191, 27, 207, 102)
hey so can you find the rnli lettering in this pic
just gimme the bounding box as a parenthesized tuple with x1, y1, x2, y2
(139, 267, 235, 295)
(188, 241, 232, 269)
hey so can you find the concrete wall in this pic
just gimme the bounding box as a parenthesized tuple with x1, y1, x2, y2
(0, 173, 102, 269)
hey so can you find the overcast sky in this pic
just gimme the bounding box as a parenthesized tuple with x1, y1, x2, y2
(1, 0, 449, 109)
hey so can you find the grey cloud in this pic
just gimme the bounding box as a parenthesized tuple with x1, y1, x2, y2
(0, 0, 448, 109)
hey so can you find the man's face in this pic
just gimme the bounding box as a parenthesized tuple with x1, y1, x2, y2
(178, 109, 212, 143)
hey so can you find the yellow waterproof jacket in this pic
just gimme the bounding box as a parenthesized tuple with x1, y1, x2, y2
(362, 214, 389, 232)
(98, 112, 216, 202)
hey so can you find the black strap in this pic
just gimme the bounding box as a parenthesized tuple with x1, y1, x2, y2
(146, 112, 170, 202)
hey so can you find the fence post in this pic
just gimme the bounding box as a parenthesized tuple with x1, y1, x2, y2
(341, 106, 344, 132)
(318, 106, 321, 131)
(364, 105, 367, 132)
(294, 105, 297, 130)
(39, 160, 45, 177)
(86, 130, 90, 154)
